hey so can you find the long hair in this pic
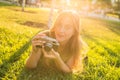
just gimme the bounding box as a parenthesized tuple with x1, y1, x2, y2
(50, 11, 85, 72)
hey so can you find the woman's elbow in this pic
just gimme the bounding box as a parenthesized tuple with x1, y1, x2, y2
(25, 60, 37, 69)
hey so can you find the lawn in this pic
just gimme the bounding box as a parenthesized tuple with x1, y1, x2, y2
(0, 3, 120, 80)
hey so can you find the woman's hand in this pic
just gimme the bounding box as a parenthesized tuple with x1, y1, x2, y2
(42, 47, 60, 60)
(31, 33, 46, 53)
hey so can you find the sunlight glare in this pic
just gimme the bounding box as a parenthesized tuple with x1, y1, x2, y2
(66, 0, 70, 6)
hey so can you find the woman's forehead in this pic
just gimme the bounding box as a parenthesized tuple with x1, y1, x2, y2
(59, 13, 72, 19)
(58, 16, 73, 23)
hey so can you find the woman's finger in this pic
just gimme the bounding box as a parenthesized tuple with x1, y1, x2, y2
(37, 33, 46, 36)
(51, 49, 56, 54)
(32, 40, 43, 44)
(32, 34, 46, 40)
(32, 40, 45, 45)
(32, 36, 41, 41)
(32, 42, 43, 46)
(42, 46, 48, 55)
(51, 49, 60, 57)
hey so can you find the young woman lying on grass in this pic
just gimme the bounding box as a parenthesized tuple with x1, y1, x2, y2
(25, 11, 88, 73)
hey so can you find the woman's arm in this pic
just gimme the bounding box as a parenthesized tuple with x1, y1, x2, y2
(54, 55, 72, 73)
(25, 30, 49, 69)
(25, 49, 42, 69)
(42, 48, 72, 73)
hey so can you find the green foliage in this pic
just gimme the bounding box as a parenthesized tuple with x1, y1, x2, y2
(0, 3, 120, 80)
(0, 2, 13, 6)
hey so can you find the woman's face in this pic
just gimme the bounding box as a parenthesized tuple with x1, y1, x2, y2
(54, 16, 75, 43)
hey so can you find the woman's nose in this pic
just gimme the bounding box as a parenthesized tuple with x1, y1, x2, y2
(59, 26, 65, 33)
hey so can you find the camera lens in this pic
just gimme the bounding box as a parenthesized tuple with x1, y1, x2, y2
(44, 43, 53, 52)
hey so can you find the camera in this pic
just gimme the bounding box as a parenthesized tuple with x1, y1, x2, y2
(36, 36, 60, 52)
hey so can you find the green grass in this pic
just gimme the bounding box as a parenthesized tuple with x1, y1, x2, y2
(0, 3, 120, 80)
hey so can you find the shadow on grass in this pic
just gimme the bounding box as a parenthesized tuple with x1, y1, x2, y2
(0, 2, 13, 6)
(17, 64, 74, 80)
(7, 7, 39, 14)
(0, 40, 31, 78)
(83, 34, 120, 67)
(103, 22, 120, 36)
(17, 61, 89, 80)
(86, 17, 120, 35)
(21, 21, 47, 29)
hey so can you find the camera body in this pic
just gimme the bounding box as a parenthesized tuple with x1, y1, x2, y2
(36, 36, 60, 52)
